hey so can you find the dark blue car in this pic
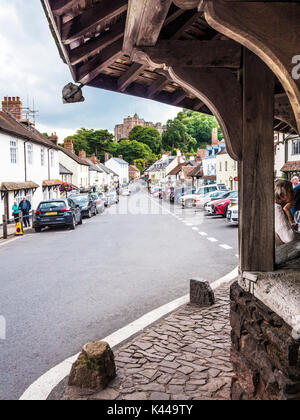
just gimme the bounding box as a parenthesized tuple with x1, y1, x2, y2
(33, 198, 82, 232)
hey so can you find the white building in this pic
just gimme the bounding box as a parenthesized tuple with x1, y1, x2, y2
(0, 108, 60, 218)
(216, 149, 238, 190)
(58, 139, 90, 189)
(105, 157, 129, 185)
(280, 133, 300, 179)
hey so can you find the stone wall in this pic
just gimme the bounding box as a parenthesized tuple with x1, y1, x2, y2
(230, 281, 300, 400)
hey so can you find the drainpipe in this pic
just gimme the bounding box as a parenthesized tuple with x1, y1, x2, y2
(24, 141, 29, 181)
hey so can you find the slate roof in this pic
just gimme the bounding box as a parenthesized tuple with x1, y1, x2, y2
(0, 181, 40, 191)
(59, 164, 73, 175)
(0, 111, 60, 150)
(110, 157, 129, 165)
(58, 147, 90, 166)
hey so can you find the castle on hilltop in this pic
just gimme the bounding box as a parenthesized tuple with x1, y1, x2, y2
(114, 113, 167, 142)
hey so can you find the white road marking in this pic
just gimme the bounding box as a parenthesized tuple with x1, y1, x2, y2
(219, 244, 233, 250)
(19, 265, 239, 401)
(192, 227, 198, 231)
(236, 254, 239, 258)
(207, 237, 218, 242)
(0, 236, 24, 247)
(198, 232, 207, 236)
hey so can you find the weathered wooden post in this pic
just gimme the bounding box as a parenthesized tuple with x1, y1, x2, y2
(2, 215, 7, 239)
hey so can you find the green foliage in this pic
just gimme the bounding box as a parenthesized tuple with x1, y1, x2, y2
(162, 110, 223, 153)
(162, 119, 197, 153)
(64, 128, 114, 158)
(129, 126, 162, 154)
(116, 140, 154, 164)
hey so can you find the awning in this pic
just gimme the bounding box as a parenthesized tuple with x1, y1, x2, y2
(42, 179, 62, 187)
(0, 181, 40, 192)
(281, 161, 300, 172)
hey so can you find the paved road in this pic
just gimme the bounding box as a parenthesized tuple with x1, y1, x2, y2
(0, 185, 238, 400)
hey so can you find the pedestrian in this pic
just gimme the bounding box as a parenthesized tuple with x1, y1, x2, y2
(275, 179, 300, 246)
(291, 175, 300, 191)
(12, 201, 20, 223)
(19, 196, 31, 228)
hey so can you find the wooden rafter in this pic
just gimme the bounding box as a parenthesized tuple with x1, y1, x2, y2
(69, 20, 126, 65)
(50, 0, 83, 17)
(147, 76, 170, 99)
(61, 0, 128, 44)
(118, 63, 147, 92)
(172, 89, 187, 105)
(76, 38, 123, 84)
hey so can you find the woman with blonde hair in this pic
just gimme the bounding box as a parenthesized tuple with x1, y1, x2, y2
(275, 179, 300, 246)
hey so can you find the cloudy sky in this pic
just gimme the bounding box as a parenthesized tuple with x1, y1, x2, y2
(0, 0, 179, 141)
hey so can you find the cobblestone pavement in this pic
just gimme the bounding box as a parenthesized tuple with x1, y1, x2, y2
(63, 284, 233, 401)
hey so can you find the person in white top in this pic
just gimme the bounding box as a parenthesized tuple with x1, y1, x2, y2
(275, 179, 300, 246)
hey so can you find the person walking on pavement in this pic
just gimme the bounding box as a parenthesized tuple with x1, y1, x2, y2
(19, 196, 31, 228)
(12, 201, 20, 223)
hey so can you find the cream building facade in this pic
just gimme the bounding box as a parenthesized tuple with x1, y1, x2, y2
(216, 149, 238, 190)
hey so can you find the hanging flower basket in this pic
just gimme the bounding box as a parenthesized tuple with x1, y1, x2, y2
(59, 182, 74, 193)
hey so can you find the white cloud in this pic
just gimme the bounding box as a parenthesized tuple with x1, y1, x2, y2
(0, 0, 181, 136)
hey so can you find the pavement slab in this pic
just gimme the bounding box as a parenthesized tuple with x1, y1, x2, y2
(62, 283, 234, 400)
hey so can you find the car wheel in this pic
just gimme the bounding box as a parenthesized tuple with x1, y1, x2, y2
(185, 200, 193, 209)
(70, 217, 76, 230)
(35, 227, 41, 233)
(223, 206, 228, 218)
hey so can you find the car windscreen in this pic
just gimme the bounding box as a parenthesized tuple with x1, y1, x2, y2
(39, 201, 66, 210)
(229, 191, 238, 198)
(71, 195, 89, 204)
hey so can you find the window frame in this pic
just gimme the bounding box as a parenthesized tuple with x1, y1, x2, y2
(10, 139, 18, 164)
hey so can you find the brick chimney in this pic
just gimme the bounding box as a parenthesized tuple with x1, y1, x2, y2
(212, 128, 218, 145)
(119, 155, 123, 160)
(64, 138, 74, 153)
(105, 152, 109, 162)
(2, 96, 22, 120)
(90, 155, 99, 164)
(143, 160, 146, 169)
(48, 132, 59, 146)
(79, 150, 87, 159)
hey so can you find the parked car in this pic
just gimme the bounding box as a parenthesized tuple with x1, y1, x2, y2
(33, 198, 82, 232)
(180, 184, 227, 208)
(226, 197, 239, 224)
(192, 190, 230, 209)
(211, 191, 239, 217)
(170, 187, 196, 204)
(69, 194, 97, 218)
(122, 188, 131, 196)
(107, 191, 119, 205)
(91, 193, 105, 214)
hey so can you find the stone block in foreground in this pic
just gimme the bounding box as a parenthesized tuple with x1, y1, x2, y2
(68, 341, 116, 391)
(190, 278, 215, 306)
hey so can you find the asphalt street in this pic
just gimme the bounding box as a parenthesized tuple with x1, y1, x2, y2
(0, 184, 238, 400)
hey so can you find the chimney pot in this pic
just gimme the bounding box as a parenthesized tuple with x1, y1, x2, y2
(2, 95, 22, 120)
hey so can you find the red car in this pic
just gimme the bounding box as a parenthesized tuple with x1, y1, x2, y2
(211, 191, 238, 217)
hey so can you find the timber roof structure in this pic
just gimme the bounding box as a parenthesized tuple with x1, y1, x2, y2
(42, 0, 298, 135)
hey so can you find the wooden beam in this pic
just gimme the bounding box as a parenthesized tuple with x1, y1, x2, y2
(123, 0, 173, 53)
(170, 11, 200, 39)
(50, 0, 82, 16)
(164, 9, 185, 26)
(61, 0, 127, 44)
(69, 20, 125, 65)
(172, 89, 187, 105)
(118, 63, 147, 92)
(139, 40, 241, 69)
(173, 0, 200, 9)
(239, 49, 275, 272)
(193, 99, 205, 111)
(147, 76, 170, 99)
(76, 39, 123, 84)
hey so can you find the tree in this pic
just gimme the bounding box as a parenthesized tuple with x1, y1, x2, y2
(129, 126, 162, 154)
(162, 119, 197, 153)
(116, 140, 153, 164)
(63, 128, 114, 159)
(177, 110, 223, 145)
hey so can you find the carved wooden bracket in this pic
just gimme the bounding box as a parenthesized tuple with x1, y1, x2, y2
(173, 0, 202, 9)
(204, 0, 300, 134)
(132, 48, 242, 161)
